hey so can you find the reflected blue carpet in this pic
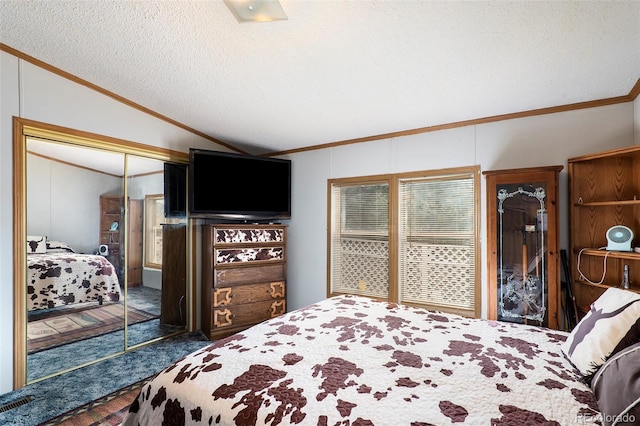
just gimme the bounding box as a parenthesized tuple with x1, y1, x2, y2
(0, 331, 210, 426)
(28, 318, 184, 381)
(27, 286, 177, 381)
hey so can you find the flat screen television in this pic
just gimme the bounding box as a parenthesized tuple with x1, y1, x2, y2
(189, 149, 291, 221)
(164, 162, 188, 218)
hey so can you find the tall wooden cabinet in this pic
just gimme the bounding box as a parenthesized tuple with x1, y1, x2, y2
(201, 224, 287, 340)
(568, 146, 640, 317)
(484, 166, 562, 330)
(128, 199, 143, 287)
(161, 223, 187, 326)
(99, 195, 143, 286)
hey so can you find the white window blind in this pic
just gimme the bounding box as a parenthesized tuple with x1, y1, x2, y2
(328, 167, 479, 317)
(398, 173, 476, 314)
(329, 182, 389, 298)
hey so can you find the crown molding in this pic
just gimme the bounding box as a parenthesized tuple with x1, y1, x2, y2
(2, 43, 637, 158)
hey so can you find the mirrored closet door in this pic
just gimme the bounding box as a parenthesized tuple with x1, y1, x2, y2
(125, 156, 187, 348)
(15, 120, 190, 386)
(26, 140, 127, 380)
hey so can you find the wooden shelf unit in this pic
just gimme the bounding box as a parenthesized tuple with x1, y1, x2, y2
(100, 195, 124, 280)
(99, 195, 143, 287)
(568, 145, 640, 315)
(201, 224, 287, 340)
(577, 248, 640, 261)
(575, 200, 640, 207)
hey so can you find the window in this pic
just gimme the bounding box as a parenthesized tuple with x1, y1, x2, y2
(144, 194, 181, 269)
(329, 178, 390, 299)
(328, 166, 480, 317)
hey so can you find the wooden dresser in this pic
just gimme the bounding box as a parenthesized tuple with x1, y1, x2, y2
(201, 224, 287, 340)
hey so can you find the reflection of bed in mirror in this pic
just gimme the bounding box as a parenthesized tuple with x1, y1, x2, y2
(26, 237, 121, 311)
(21, 134, 189, 386)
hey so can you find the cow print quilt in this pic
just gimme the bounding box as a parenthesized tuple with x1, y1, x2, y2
(123, 295, 600, 426)
(27, 252, 121, 311)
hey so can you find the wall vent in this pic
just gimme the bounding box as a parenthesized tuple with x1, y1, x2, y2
(0, 395, 32, 413)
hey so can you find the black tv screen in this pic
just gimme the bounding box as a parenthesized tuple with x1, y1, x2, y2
(164, 162, 187, 218)
(189, 149, 291, 220)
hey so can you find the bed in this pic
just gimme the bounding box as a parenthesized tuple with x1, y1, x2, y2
(27, 237, 121, 311)
(121, 292, 640, 426)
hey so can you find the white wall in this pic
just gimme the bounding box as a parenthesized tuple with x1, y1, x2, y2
(1, 48, 637, 395)
(0, 51, 230, 394)
(27, 152, 123, 254)
(0, 52, 20, 396)
(285, 103, 636, 319)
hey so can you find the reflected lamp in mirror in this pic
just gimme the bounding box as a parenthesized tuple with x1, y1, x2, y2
(224, 0, 287, 22)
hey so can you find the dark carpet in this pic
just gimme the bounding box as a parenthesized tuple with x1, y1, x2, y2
(0, 332, 210, 426)
(27, 286, 179, 382)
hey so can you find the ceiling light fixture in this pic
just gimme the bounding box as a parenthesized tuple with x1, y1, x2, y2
(224, 0, 288, 23)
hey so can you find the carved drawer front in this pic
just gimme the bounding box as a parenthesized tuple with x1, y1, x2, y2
(214, 227, 284, 244)
(212, 298, 286, 330)
(215, 264, 285, 287)
(213, 282, 286, 307)
(215, 247, 285, 265)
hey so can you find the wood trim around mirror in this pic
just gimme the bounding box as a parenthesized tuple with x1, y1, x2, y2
(12, 116, 189, 389)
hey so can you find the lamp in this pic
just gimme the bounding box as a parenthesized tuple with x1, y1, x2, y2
(224, 0, 288, 23)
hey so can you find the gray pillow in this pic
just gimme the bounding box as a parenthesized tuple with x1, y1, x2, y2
(591, 342, 640, 426)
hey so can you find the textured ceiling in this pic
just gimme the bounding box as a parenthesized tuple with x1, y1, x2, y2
(2, 1, 639, 155)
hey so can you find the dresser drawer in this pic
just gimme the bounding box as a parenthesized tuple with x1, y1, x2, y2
(213, 281, 285, 307)
(212, 298, 286, 331)
(214, 264, 285, 287)
(215, 246, 285, 266)
(214, 227, 285, 245)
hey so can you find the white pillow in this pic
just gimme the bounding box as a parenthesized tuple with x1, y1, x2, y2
(46, 240, 76, 253)
(562, 287, 640, 378)
(27, 235, 47, 254)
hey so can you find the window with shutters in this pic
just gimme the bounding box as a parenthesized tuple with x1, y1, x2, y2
(328, 166, 480, 317)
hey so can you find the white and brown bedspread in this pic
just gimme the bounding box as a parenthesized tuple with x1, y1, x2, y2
(123, 295, 600, 425)
(27, 252, 121, 311)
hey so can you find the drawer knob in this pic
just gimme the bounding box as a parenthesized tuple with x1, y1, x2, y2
(270, 300, 285, 317)
(270, 282, 285, 298)
(214, 288, 233, 307)
(214, 309, 233, 327)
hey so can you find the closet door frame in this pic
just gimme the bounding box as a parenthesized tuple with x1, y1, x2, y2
(12, 117, 191, 389)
